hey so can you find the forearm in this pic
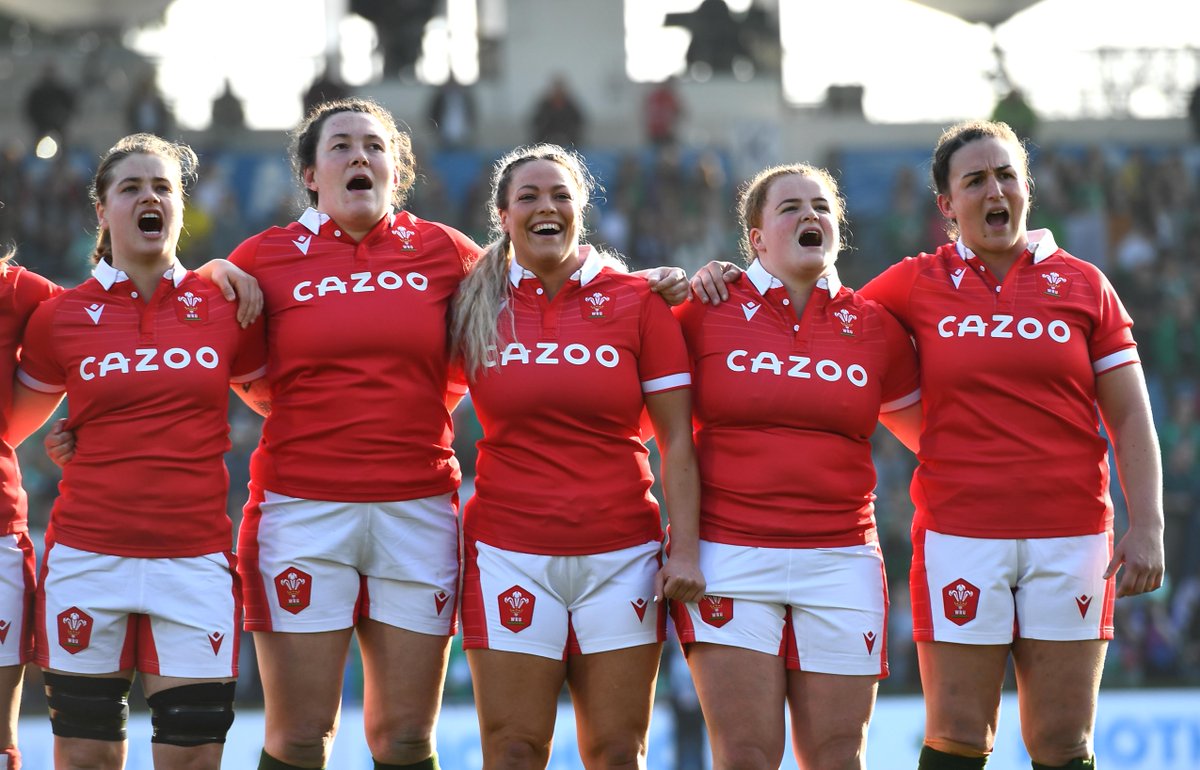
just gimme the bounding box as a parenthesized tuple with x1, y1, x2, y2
(232, 378, 272, 418)
(660, 437, 701, 559)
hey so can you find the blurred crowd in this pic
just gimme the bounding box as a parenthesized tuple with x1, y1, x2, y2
(1, 107, 1197, 711)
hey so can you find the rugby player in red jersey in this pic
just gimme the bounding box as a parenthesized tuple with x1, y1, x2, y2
(451, 143, 704, 770)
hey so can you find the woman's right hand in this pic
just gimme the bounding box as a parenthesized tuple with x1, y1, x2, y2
(44, 419, 75, 467)
(689, 261, 741, 305)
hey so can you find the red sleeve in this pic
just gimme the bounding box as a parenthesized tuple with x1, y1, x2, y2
(1088, 267, 1137, 369)
(11, 266, 62, 317)
(231, 316, 269, 382)
(227, 231, 270, 272)
(671, 296, 708, 365)
(637, 289, 691, 393)
(876, 304, 921, 412)
(427, 221, 482, 279)
(859, 258, 920, 332)
(16, 298, 65, 393)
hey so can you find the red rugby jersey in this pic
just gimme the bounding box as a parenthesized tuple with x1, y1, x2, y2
(677, 261, 920, 548)
(229, 209, 479, 502)
(0, 265, 61, 534)
(860, 230, 1138, 538)
(463, 248, 692, 555)
(18, 261, 267, 557)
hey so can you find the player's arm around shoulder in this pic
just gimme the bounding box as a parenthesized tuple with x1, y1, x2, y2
(1097, 361, 1164, 598)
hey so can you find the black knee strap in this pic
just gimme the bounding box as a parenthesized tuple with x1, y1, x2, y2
(147, 681, 237, 747)
(1032, 758, 1095, 770)
(43, 672, 132, 742)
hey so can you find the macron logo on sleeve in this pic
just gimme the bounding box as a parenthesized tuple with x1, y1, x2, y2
(85, 303, 105, 325)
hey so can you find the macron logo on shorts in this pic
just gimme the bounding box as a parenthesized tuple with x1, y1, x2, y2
(631, 597, 648, 622)
(0, 619, 9, 644)
(208, 631, 224, 655)
(1076, 594, 1092, 618)
(434, 590, 450, 616)
(863, 631, 876, 654)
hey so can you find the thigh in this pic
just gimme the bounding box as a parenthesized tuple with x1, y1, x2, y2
(37, 545, 136, 674)
(566, 643, 662, 768)
(911, 528, 1018, 644)
(1016, 533, 1114, 640)
(916, 641, 1010, 754)
(139, 552, 239, 679)
(238, 489, 365, 633)
(568, 542, 664, 655)
(686, 643, 787, 770)
(0, 532, 34, 667)
(786, 670, 877, 770)
(361, 493, 460, 636)
(254, 628, 353, 746)
(467, 648, 565, 765)
(356, 618, 451, 754)
(786, 545, 888, 676)
(1012, 638, 1105, 763)
(462, 539, 571, 659)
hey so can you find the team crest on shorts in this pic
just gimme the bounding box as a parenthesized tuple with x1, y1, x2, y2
(499, 585, 535, 633)
(1041, 271, 1072, 298)
(175, 290, 208, 322)
(699, 595, 733, 628)
(274, 567, 313, 614)
(580, 291, 614, 322)
(942, 578, 980, 626)
(58, 607, 93, 653)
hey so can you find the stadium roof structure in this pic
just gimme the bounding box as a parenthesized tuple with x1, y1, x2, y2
(907, 0, 1045, 27)
(0, 0, 171, 30)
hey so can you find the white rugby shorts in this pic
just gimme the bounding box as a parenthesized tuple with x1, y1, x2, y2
(461, 538, 664, 659)
(239, 489, 460, 635)
(36, 543, 240, 677)
(671, 540, 888, 677)
(0, 533, 34, 666)
(910, 527, 1115, 643)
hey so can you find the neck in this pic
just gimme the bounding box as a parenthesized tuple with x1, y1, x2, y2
(521, 252, 582, 300)
(111, 254, 173, 301)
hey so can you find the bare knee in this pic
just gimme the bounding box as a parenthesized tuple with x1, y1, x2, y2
(268, 717, 337, 765)
(798, 732, 869, 770)
(712, 741, 778, 770)
(365, 724, 434, 765)
(485, 734, 552, 770)
(579, 735, 647, 769)
(1024, 723, 1091, 767)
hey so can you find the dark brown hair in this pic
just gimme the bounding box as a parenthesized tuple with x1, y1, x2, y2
(290, 97, 416, 209)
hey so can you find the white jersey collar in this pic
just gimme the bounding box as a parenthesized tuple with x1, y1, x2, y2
(955, 228, 1060, 265)
(745, 259, 842, 298)
(93, 258, 188, 291)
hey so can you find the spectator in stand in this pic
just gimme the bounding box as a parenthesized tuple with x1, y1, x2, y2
(426, 75, 477, 150)
(126, 73, 174, 138)
(643, 78, 685, 148)
(23, 63, 76, 148)
(529, 76, 585, 148)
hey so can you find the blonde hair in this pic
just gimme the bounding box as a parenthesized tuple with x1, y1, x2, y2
(737, 163, 847, 264)
(451, 143, 615, 380)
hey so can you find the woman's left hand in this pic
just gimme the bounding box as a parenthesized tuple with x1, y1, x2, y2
(1105, 522, 1165, 597)
(198, 259, 263, 327)
(655, 556, 706, 604)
